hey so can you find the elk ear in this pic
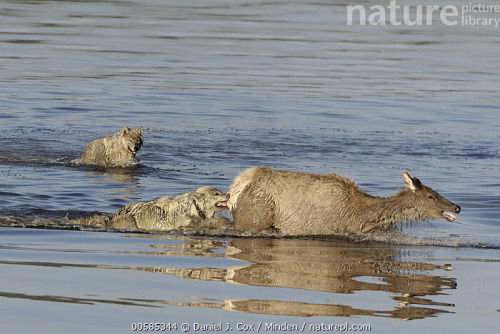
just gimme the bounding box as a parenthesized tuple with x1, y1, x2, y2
(403, 171, 422, 192)
(121, 126, 130, 136)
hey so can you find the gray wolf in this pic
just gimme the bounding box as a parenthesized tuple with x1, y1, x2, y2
(78, 126, 143, 165)
(73, 186, 229, 231)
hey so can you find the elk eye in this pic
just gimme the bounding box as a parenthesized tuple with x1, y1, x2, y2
(428, 195, 435, 201)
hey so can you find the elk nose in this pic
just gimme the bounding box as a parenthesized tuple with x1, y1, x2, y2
(454, 205, 461, 214)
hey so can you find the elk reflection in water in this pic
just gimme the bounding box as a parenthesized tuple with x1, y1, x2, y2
(113, 236, 456, 320)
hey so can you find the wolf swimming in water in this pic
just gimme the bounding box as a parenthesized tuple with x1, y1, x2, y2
(78, 126, 143, 165)
(73, 186, 230, 231)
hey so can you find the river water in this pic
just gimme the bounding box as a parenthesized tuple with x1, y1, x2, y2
(0, 1, 499, 333)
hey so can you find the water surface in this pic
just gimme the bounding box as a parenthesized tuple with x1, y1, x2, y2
(0, 1, 499, 333)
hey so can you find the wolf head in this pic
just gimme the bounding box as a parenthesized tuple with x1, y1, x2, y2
(120, 126, 143, 157)
(194, 186, 229, 219)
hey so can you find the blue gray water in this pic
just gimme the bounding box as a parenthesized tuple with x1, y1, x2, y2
(0, 1, 499, 333)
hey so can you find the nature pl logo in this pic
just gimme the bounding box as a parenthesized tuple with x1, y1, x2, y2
(346, 0, 500, 27)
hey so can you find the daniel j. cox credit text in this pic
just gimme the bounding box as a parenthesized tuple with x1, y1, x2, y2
(131, 321, 372, 332)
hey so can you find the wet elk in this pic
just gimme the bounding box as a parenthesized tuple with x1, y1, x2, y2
(228, 167, 461, 235)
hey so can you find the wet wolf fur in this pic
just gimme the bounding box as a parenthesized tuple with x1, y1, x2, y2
(79, 126, 143, 164)
(73, 186, 229, 231)
(228, 167, 461, 235)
